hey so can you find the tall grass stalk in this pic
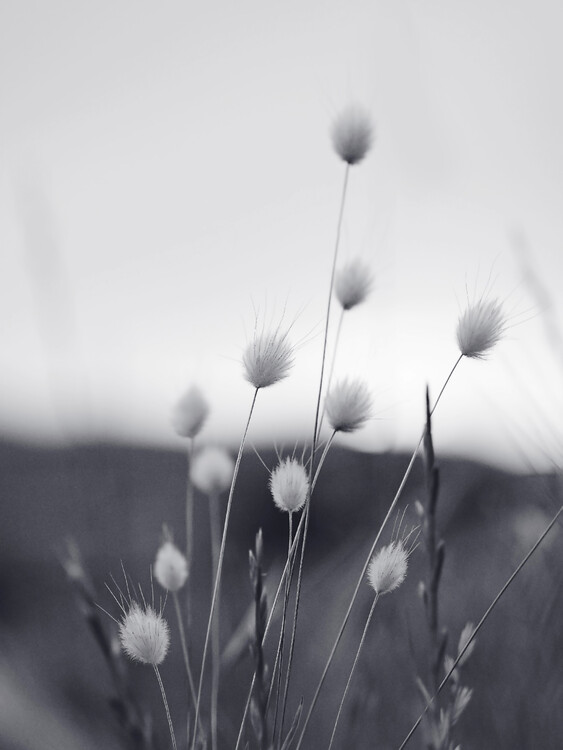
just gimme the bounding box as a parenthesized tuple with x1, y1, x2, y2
(234, 435, 336, 750)
(277, 163, 350, 735)
(270, 512, 294, 747)
(398, 501, 563, 749)
(171, 591, 202, 740)
(327, 593, 379, 750)
(316, 307, 345, 440)
(208, 491, 222, 750)
(185, 438, 195, 627)
(191, 387, 259, 750)
(278, 432, 336, 736)
(294, 355, 463, 749)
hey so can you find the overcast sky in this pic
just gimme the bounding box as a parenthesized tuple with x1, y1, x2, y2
(1, 0, 562, 471)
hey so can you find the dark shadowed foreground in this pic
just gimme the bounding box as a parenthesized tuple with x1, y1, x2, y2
(1, 440, 562, 749)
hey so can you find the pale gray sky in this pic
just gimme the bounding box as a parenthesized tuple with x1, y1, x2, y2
(1, 0, 562, 470)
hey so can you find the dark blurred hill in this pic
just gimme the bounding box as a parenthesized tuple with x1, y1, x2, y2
(0, 439, 562, 749)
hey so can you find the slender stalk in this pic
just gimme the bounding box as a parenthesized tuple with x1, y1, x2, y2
(186, 438, 195, 629)
(294, 356, 463, 749)
(279, 432, 336, 735)
(172, 591, 203, 740)
(208, 491, 222, 750)
(397, 502, 563, 750)
(234, 438, 336, 750)
(153, 664, 178, 750)
(271, 512, 294, 748)
(191, 388, 259, 750)
(317, 307, 345, 441)
(327, 594, 379, 750)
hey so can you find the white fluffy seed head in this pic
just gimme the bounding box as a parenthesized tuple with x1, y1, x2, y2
(367, 541, 408, 595)
(269, 457, 309, 513)
(334, 259, 373, 310)
(154, 541, 188, 592)
(325, 379, 372, 433)
(172, 385, 210, 438)
(191, 446, 234, 495)
(456, 299, 505, 359)
(119, 602, 170, 665)
(242, 329, 294, 389)
(331, 105, 374, 165)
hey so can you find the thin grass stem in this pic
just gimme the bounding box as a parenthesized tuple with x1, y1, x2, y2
(317, 307, 345, 441)
(191, 387, 259, 750)
(172, 591, 203, 741)
(271, 512, 294, 748)
(153, 664, 178, 750)
(279, 432, 336, 735)
(209, 491, 222, 750)
(186, 438, 195, 628)
(327, 593, 379, 750)
(397, 501, 563, 750)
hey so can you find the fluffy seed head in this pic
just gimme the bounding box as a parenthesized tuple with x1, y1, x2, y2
(325, 379, 371, 433)
(172, 385, 210, 438)
(367, 540, 408, 595)
(334, 259, 373, 310)
(191, 446, 234, 495)
(119, 602, 170, 665)
(331, 105, 374, 165)
(154, 541, 188, 592)
(243, 329, 294, 389)
(269, 457, 309, 513)
(456, 299, 505, 359)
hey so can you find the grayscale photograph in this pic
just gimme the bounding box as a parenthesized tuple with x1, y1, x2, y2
(1, 2, 562, 749)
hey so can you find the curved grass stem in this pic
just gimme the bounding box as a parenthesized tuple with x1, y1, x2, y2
(208, 491, 222, 750)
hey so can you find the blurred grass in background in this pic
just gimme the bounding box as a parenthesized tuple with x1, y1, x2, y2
(1, 440, 561, 749)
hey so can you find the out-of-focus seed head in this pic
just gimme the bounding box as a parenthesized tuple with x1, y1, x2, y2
(269, 457, 309, 513)
(118, 602, 170, 666)
(456, 299, 505, 359)
(334, 259, 373, 310)
(367, 540, 408, 595)
(154, 541, 188, 592)
(331, 105, 374, 165)
(457, 622, 476, 666)
(191, 446, 234, 496)
(325, 379, 372, 433)
(242, 329, 294, 389)
(172, 385, 210, 438)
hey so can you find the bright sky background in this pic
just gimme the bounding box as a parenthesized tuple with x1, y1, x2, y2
(1, 0, 562, 471)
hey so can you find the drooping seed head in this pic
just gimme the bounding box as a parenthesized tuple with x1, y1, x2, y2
(243, 329, 294, 389)
(154, 541, 188, 592)
(331, 104, 374, 165)
(118, 602, 170, 665)
(325, 379, 372, 433)
(269, 457, 309, 513)
(172, 385, 210, 438)
(191, 446, 234, 495)
(367, 540, 408, 595)
(456, 299, 505, 359)
(334, 258, 373, 310)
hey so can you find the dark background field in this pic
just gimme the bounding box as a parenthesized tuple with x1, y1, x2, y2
(1, 439, 562, 749)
